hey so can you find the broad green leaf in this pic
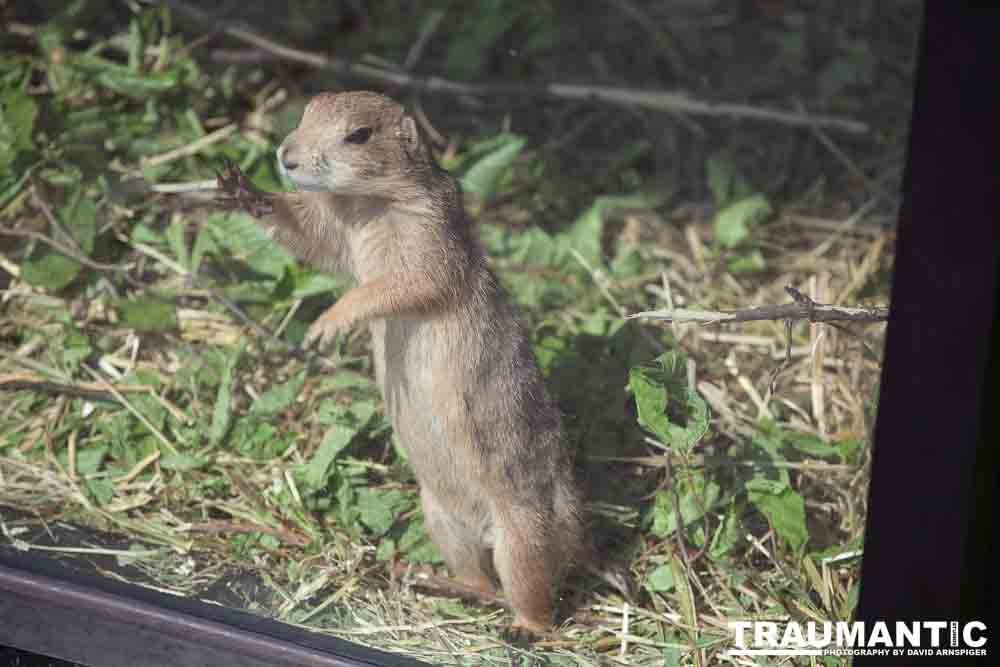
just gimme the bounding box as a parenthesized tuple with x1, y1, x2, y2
(118, 296, 177, 332)
(303, 423, 357, 489)
(72, 445, 108, 475)
(252, 371, 305, 415)
(166, 219, 189, 270)
(748, 478, 809, 553)
(356, 488, 411, 536)
(61, 324, 92, 371)
(708, 501, 743, 559)
(630, 365, 670, 444)
(563, 194, 659, 268)
(290, 271, 347, 299)
(85, 479, 115, 505)
(714, 194, 772, 248)
(189, 225, 216, 276)
(96, 68, 179, 98)
(210, 340, 245, 447)
(207, 211, 295, 279)
(629, 353, 708, 453)
(159, 453, 208, 471)
(460, 134, 525, 198)
(788, 434, 843, 459)
(375, 539, 396, 562)
(646, 564, 676, 592)
(20, 188, 97, 290)
(650, 479, 722, 538)
(127, 16, 144, 72)
(728, 249, 767, 274)
(0, 88, 37, 169)
(705, 152, 753, 205)
(232, 422, 289, 461)
(399, 519, 442, 564)
(319, 370, 376, 392)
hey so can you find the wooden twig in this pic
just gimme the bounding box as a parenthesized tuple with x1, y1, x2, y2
(0, 372, 156, 403)
(156, 0, 868, 134)
(0, 189, 133, 278)
(629, 287, 888, 325)
(0, 225, 129, 276)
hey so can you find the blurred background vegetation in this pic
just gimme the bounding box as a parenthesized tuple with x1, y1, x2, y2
(1, 1, 918, 664)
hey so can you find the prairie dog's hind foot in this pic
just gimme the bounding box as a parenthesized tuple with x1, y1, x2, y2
(501, 621, 552, 646)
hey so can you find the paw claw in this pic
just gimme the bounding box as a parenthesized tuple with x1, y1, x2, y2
(502, 624, 542, 645)
(304, 324, 335, 351)
(214, 161, 274, 217)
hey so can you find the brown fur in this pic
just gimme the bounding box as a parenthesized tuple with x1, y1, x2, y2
(217, 91, 584, 634)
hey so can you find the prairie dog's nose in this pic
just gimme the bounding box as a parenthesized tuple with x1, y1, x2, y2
(278, 141, 301, 172)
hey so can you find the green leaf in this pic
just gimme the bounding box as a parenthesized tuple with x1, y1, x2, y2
(788, 434, 843, 459)
(189, 225, 216, 276)
(118, 296, 177, 332)
(210, 340, 245, 447)
(207, 211, 295, 279)
(165, 219, 189, 270)
(375, 538, 396, 562)
(159, 453, 208, 471)
(61, 324, 92, 371)
(0, 88, 38, 169)
(289, 270, 347, 299)
(303, 423, 357, 489)
(747, 479, 809, 553)
(231, 421, 289, 461)
(713, 195, 772, 248)
(460, 134, 525, 198)
(708, 502, 743, 559)
(728, 249, 767, 274)
(628, 353, 709, 453)
(646, 564, 676, 592)
(252, 371, 305, 415)
(705, 152, 753, 205)
(85, 478, 115, 505)
(96, 69, 179, 98)
(630, 365, 671, 444)
(73, 445, 108, 475)
(399, 519, 442, 564)
(650, 478, 722, 538)
(319, 370, 376, 392)
(356, 488, 411, 536)
(20, 188, 98, 290)
(563, 194, 659, 268)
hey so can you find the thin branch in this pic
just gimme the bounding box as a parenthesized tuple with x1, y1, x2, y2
(0, 372, 156, 403)
(629, 290, 888, 326)
(0, 226, 130, 276)
(0, 189, 133, 277)
(403, 9, 445, 71)
(156, 0, 868, 135)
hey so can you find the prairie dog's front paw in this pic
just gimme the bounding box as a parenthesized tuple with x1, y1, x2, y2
(304, 306, 350, 350)
(216, 159, 274, 218)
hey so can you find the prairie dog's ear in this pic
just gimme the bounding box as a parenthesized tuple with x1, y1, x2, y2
(399, 114, 422, 158)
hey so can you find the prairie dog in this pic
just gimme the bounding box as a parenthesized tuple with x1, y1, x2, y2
(216, 91, 584, 635)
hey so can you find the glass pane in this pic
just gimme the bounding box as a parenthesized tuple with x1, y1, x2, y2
(1, 1, 921, 663)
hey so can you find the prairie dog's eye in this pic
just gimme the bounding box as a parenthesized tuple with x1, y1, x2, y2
(345, 127, 373, 144)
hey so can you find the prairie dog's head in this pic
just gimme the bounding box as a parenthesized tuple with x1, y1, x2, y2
(277, 91, 430, 196)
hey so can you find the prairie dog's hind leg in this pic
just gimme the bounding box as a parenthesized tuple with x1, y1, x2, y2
(420, 486, 497, 596)
(492, 509, 573, 635)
